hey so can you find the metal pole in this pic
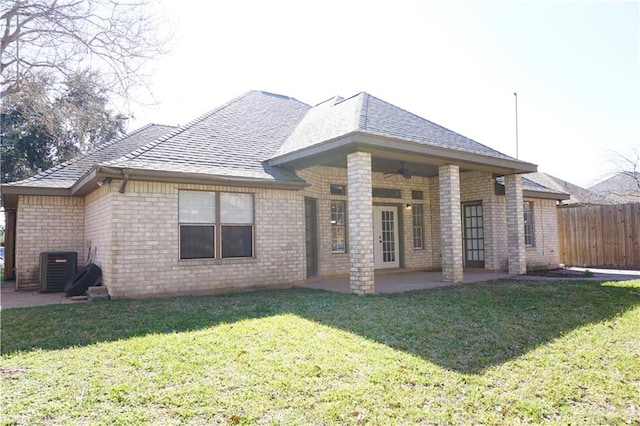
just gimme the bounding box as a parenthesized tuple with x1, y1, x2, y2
(514, 92, 519, 159)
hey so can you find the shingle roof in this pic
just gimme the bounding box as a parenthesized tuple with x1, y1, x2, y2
(3, 124, 176, 188)
(276, 92, 515, 161)
(103, 91, 310, 182)
(523, 172, 616, 205)
(588, 173, 640, 203)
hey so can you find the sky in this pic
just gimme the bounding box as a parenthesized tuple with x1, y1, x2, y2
(127, 0, 640, 188)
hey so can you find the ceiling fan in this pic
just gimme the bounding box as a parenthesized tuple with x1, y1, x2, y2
(383, 162, 412, 179)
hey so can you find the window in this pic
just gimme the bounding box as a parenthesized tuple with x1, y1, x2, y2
(411, 190, 423, 200)
(220, 193, 254, 258)
(372, 188, 402, 198)
(331, 200, 346, 253)
(412, 204, 424, 249)
(179, 191, 216, 259)
(179, 190, 254, 259)
(330, 184, 346, 195)
(523, 201, 534, 246)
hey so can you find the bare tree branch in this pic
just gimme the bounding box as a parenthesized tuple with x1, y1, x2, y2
(0, 0, 171, 103)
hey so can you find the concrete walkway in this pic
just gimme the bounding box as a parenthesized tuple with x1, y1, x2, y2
(1, 280, 80, 309)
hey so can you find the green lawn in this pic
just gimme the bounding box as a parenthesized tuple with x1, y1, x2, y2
(2, 280, 639, 425)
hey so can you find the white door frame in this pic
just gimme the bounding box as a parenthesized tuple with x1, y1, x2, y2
(373, 205, 400, 269)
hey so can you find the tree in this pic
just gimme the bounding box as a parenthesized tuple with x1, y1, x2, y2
(1, 0, 168, 101)
(1, 71, 128, 183)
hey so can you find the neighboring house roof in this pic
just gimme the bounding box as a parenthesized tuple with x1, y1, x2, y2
(588, 172, 640, 204)
(3, 124, 176, 189)
(522, 172, 614, 205)
(102, 91, 310, 183)
(276, 93, 515, 161)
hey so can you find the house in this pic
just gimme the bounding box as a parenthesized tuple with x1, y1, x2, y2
(1, 91, 569, 297)
(522, 172, 616, 206)
(589, 172, 640, 204)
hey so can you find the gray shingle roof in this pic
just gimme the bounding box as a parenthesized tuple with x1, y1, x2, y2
(523, 172, 617, 205)
(3, 124, 176, 188)
(103, 91, 310, 182)
(588, 173, 640, 203)
(276, 92, 515, 161)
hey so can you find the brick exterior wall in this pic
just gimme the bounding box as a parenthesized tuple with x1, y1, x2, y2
(85, 184, 114, 289)
(505, 174, 527, 274)
(347, 152, 375, 294)
(12, 168, 562, 297)
(524, 197, 561, 270)
(15, 195, 85, 289)
(438, 165, 463, 283)
(100, 180, 306, 298)
(298, 166, 435, 276)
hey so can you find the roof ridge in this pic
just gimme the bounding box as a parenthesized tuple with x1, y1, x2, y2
(359, 92, 370, 130)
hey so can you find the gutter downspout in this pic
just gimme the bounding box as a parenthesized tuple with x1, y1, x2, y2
(119, 173, 130, 193)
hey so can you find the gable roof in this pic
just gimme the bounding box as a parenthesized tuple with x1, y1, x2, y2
(101, 91, 310, 183)
(3, 124, 176, 190)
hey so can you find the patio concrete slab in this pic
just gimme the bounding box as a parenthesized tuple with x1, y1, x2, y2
(296, 270, 515, 294)
(2, 267, 637, 309)
(1, 280, 82, 309)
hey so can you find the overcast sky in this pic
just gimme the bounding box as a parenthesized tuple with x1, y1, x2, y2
(128, 0, 639, 188)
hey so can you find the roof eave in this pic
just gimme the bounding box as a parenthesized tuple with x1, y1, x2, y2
(523, 189, 571, 201)
(0, 185, 73, 209)
(269, 131, 538, 175)
(83, 166, 310, 191)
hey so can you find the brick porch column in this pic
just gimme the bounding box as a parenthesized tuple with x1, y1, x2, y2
(505, 174, 527, 274)
(347, 151, 375, 294)
(439, 165, 463, 283)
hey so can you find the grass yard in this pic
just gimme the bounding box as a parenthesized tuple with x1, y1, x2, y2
(1, 280, 639, 425)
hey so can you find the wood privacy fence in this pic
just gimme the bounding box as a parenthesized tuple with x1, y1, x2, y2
(558, 203, 640, 269)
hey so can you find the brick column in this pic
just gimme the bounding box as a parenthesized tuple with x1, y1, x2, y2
(439, 165, 463, 283)
(347, 151, 375, 294)
(505, 174, 527, 274)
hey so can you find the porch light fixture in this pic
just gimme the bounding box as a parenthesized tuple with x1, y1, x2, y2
(406, 204, 412, 209)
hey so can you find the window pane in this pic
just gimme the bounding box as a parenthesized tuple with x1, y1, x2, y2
(222, 226, 253, 258)
(331, 227, 346, 253)
(180, 226, 214, 259)
(179, 191, 215, 223)
(330, 184, 346, 195)
(221, 193, 253, 223)
(331, 200, 345, 226)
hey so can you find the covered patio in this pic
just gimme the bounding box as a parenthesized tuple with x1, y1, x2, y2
(297, 269, 515, 294)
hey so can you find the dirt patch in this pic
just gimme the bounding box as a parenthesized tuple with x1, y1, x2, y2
(526, 268, 592, 278)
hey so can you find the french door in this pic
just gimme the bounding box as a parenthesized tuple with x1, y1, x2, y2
(373, 206, 400, 269)
(462, 202, 485, 268)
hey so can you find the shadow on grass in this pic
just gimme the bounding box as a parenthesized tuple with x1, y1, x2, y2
(2, 280, 639, 374)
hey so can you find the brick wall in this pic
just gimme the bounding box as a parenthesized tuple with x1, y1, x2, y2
(298, 166, 435, 276)
(12, 172, 561, 296)
(105, 180, 306, 298)
(15, 195, 85, 289)
(524, 197, 561, 270)
(85, 184, 113, 289)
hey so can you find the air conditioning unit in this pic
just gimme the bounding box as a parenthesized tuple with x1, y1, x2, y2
(39, 252, 77, 292)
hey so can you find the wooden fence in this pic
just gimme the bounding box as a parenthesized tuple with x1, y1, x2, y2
(558, 203, 640, 269)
